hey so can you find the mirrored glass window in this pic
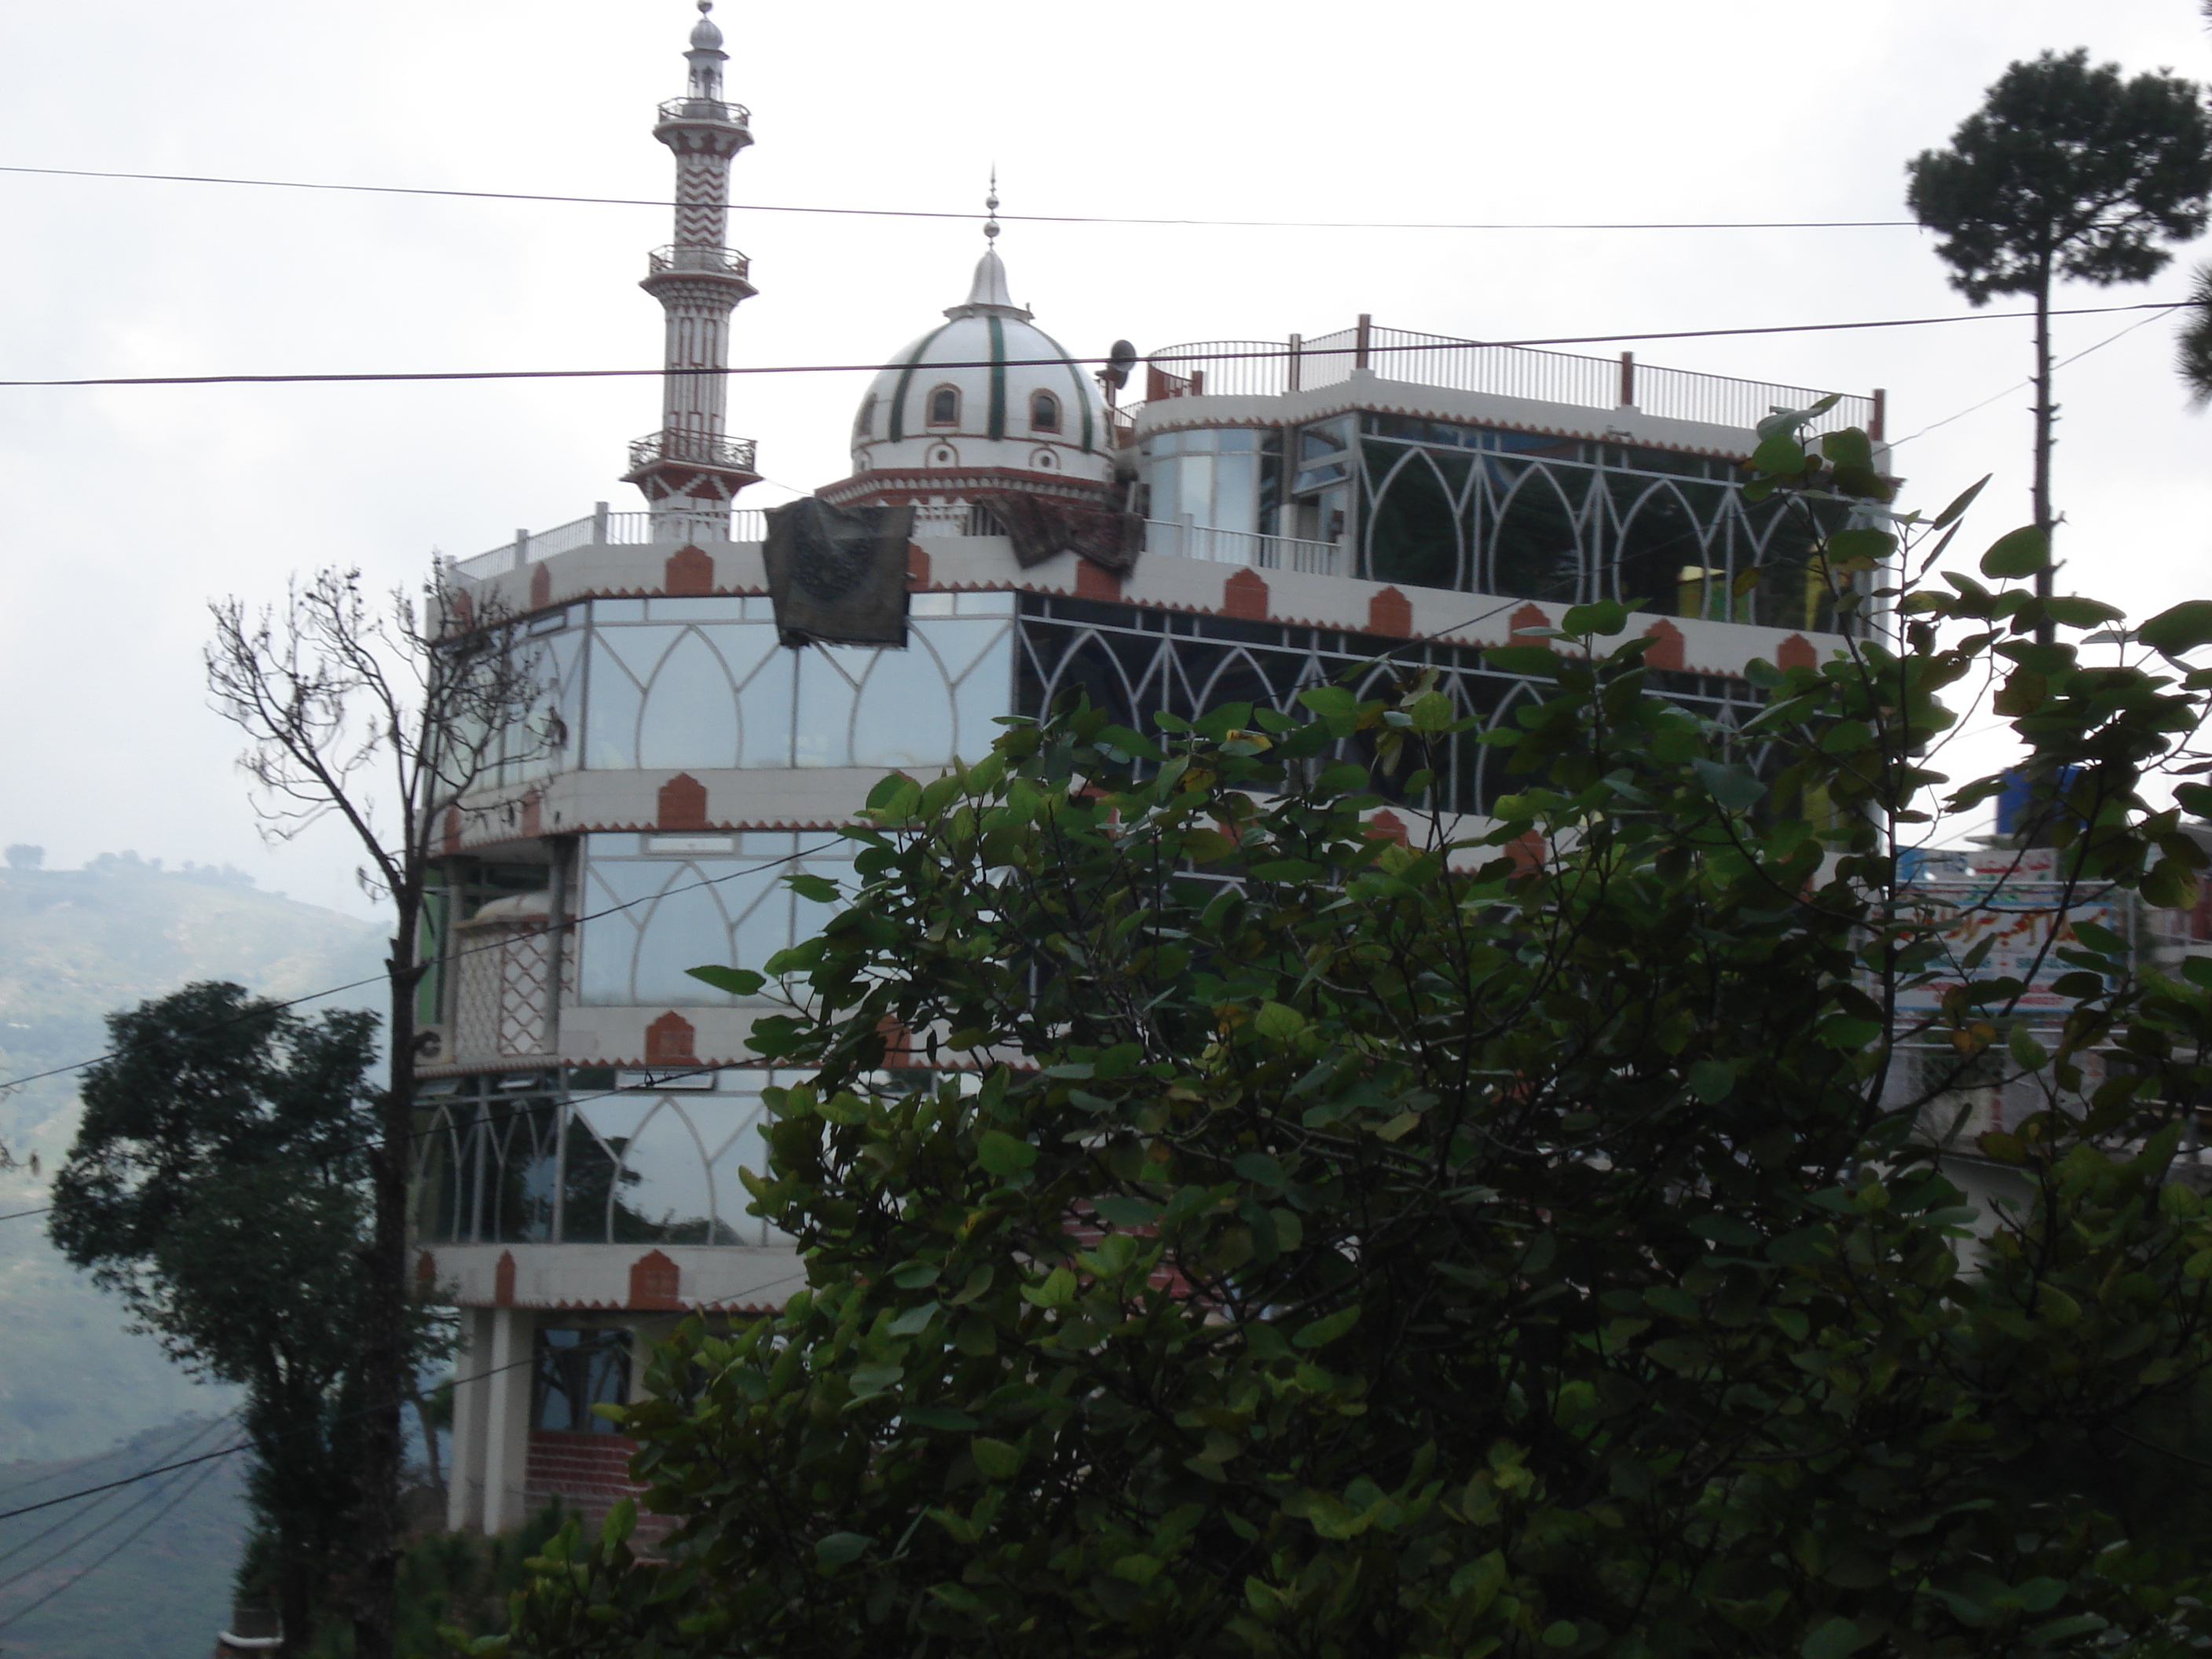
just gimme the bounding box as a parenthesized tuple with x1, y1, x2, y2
(533, 1328, 628, 1434)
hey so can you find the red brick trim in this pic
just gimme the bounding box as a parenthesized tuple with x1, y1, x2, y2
(629, 1250, 682, 1309)
(1367, 586, 1414, 636)
(664, 544, 713, 595)
(1075, 559, 1123, 602)
(1223, 568, 1270, 621)
(645, 1013, 697, 1064)
(657, 774, 709, 830)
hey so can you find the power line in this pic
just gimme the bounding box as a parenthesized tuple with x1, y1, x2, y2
(0, 162, 1921, 233)
(0, 299, 2188, 392)
(0, 1416, 239, 1591)
(0, 1287, 804, 1529)
(1886, 306, 2180, 449)
(0, 834, 850, 1102)
(0, 1456, 229, 1634)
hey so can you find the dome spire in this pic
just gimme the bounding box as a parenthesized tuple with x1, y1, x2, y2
(686, 1, 726, 102)
(951, 170, 1029, 320)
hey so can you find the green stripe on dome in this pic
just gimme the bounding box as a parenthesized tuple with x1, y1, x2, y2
(886, 323, 953, 444)
(987, 316, 1006, 441)
(1035, 326, 1095, 454)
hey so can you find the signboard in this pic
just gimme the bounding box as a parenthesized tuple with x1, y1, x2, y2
(1891, 846, 2123, 1018)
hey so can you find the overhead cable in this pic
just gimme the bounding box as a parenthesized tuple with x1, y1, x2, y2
(0, 163, 1920, 233)
(0, 299, 2186, 390)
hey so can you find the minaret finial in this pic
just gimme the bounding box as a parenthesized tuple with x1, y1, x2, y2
(984, 168, 1000, 244)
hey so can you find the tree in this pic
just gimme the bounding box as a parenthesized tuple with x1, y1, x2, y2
(4, 843, 42, 870)
(46, 981, 431, 1649)
(481, 423, 2212, 1657)
(2175, 263, 2212, 403)
(206, 568, 545, 1659)
(1906, 49, 2212, 635)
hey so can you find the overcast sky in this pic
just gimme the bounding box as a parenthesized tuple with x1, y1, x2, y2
(2, 1, 2209, 919)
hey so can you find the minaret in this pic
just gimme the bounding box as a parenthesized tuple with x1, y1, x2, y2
(622, 0, 759, 542)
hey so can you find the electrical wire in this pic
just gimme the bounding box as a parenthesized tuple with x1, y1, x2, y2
(0, 162, 1921, 233)
(0, 1284, 807, 1529)
(0, 299, 2188, 391)
(0, 1415, 239, 1590)
(0, 1455, 229, 1633)
(1885, 306, 2179, 449)
(0, 834, 851, 1103)
(0, 1413, 236, 1532)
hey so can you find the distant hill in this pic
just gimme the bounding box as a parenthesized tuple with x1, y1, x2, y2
(0, 856, 388, 1155)
(0, 858, 387, 1465)
(0, 1415, 250, 1659)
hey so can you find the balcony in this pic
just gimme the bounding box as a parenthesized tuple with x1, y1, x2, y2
(657, 95, 749, 129)
(646, 244, 750, 280)
(1138, 322, 1881, 441)
(627, 428, 758, 475)
(1144, 518, 1343, 577)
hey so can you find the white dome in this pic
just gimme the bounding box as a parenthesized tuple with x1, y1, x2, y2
(848, 247, 1112, 486)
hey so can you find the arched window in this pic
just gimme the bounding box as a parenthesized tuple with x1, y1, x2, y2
(927, 385, 960, 427)
(1030, 390, 1061, 432)
(853, 392, 877, 440)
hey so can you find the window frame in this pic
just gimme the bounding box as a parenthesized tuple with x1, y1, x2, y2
(926, 385, 961, 427)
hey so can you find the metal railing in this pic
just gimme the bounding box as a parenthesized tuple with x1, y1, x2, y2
(1141, 321, 1877, 439)
(1144, 518, 1342, 577)
(628, 428, 758, 474)
(657, 95, 750, 127)
(456, 504, 770, 580)
(646, 244, 751, 280)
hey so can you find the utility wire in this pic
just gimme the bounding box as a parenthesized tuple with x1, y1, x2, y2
(0, 1415, 236, 1546)
(0, 1416, 239, 1590)
(0, 835, 851, 1103)
(0, 163, 1920, 233)
(0, 1287, 804, 1528)
(1885, 306, 2178, 449)
(0, 300, 2188, 391)
(0, 1456, 229, 1634)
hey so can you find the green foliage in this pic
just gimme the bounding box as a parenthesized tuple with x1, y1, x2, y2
(46, 983, 444, 1647)
(491, 436, 2212, 1657)
(292, 1506, 572, 1657)
(1906, 50, 2212, 304)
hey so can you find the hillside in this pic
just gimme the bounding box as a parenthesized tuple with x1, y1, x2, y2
(0, 1415, 250, 1659)
(0, 857, 387, 1465)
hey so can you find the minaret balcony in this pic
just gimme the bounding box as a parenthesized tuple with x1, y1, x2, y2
(627, 428, 758, 476)
(657, 95, 751, 132)
(647, 244, 751, 280)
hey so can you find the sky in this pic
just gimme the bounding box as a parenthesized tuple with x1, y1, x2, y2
(2, 0, 2210, 919)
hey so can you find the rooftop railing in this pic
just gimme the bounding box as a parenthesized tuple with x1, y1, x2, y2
(1144, 518, 1343, 577)
(646, 244, 751, 280)
(656, 95, 750, 128)
(453, 505, 770, 581)
(628, 428, 758, 474)
(1141, 318, 1880, 441)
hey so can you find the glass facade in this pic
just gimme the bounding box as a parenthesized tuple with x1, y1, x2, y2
(1142, 428, 1274, 537)
(1015, 593, 1771, 818)
(477, 595, 1016, 788)
(413, 1068, 798, 1247)
(574, 833, 853, 1007)
(1140, 415, 1854, 628)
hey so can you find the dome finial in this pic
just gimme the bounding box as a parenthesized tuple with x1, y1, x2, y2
(688, 0, 725, 60)
(984, 167, 1000, 245)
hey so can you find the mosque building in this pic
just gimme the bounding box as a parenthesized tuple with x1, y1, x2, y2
(418, 2, 1886, 1534)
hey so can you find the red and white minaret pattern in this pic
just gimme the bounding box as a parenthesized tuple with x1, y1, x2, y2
(623, 1, 759, 541)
